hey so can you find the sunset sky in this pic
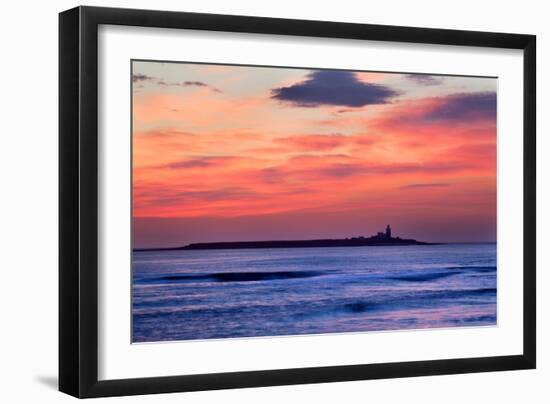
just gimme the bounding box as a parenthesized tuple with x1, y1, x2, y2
(132, 60, 497, 248)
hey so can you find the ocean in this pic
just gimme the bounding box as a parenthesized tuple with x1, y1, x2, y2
(132, 243, 496, 342)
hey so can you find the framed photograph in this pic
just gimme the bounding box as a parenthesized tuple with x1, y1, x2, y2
(59, 6, 536, 398)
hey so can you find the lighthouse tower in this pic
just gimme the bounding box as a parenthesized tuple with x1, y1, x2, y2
(385, 224, 392, 239)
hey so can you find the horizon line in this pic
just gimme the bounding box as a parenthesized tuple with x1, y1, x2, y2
(133, 239, 497, 251)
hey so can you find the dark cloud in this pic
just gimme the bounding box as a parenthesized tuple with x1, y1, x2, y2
(176, 187, 256, 202)
(263, 161, 464, 182)
(260, 167, 285, 184)
(271, 70, 398, 107)
(132, 73, 155, 83)
(315, 162, 431, 178)
(141, 188, 257, 207)
(157, 79, 222, 93)
(317, 163, 366, 178)
(167, 156, 235, 169)
(184, 81, 208, 87)
(424, 92, 496, 122)
(406, 74, 444, 86)
(400, 183, 449, 189)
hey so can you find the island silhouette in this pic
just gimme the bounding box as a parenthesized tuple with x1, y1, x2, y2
(135, 225, 438, 252)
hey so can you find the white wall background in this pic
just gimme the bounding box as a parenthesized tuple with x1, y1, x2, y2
(0, 0, 546, 402)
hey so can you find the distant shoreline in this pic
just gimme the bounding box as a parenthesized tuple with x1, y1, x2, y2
(134, 237, 445, 252)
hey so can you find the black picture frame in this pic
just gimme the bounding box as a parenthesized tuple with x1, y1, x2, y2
(59, 6, 536, 398)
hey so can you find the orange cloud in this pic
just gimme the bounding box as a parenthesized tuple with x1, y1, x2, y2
(132, 67, 496, 246)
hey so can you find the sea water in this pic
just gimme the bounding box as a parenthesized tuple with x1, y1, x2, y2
(132, 243, 496, 342)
